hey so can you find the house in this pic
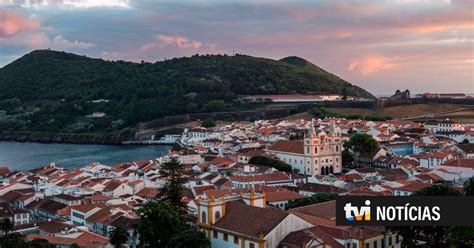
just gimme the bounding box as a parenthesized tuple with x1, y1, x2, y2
(70, 204, 104, 226)
(265, 188, 305, 209)
(30, 198, 68, 220)
(419, 152, 454, 169)
(237, 150, 264, 164)
(105, 215, 140, 248)
(455, 144, 474, 159)
(102, 180, 133, 197)
(435, 159, 474, 178)
(266, 121, 342, 176)
(297, 183, 347, 196)
(0, 202, 31, 226)
(354, 148, 387, 168)
(380, 142, 413, 156)
(52, 193, 82, 206)
(436, 119, 462, 132)
(393, 182, 431, 196)
(27, 227, 111, 247)
(230, 172, 294, 188)
(196, 191, 313, 248)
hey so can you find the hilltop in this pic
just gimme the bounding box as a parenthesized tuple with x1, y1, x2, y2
(0, 50, 374, 137)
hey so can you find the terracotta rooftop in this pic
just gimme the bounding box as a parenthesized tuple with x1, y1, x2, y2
(213, 200, 288, 238)
(267, 140, 304, 154)
(298, 183, 347, 194)
(395, 182, 432, 192)
(440, 159, 474, 168)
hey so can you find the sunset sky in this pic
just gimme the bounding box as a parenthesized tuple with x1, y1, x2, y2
(0, 0, 472, 95)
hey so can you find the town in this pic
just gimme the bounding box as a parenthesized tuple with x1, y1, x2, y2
(0, 115, 472, 247)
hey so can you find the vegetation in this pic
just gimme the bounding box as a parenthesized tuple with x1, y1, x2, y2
(168, 226, 211, 248)
(158, 159, 188, 218)
(0, 233, 53, 248)
(0, 50, 374, 134)
(388, 184, 473, 247)
(464, 177, 474, 196)
(310, 106, 391, 121)
(0, 218, 14, 235)
(135, 159, 209, 247)
(286, 193, 337, 209)
(135, 201, 182, 247)
(108, 225, 129, 248)
(249, 155, 292, 172)
(344, 133, 379, 156)
(201, 119, 216, 128)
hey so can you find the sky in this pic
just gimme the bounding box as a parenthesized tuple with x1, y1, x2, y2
(0, 0, 472, 95)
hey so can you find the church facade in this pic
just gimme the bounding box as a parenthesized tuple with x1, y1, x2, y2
(266, 121, 342, 176)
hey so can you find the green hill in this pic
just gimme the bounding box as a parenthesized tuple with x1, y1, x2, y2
(0, 50, 374, 134)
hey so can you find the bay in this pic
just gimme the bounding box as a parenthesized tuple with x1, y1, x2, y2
(0, 141, 171, 171)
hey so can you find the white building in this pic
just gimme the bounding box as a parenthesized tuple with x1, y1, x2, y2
(266, 120, 342, 176)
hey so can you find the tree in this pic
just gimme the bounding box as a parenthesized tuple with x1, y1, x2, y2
(108, 225, 129, 248)
(0, 218, 14, 235)
(464, 177, 474, 196)
(0, 233, 28, 248)
(203, 100, 225, 112)
(341, 87, 348, 100)
(158, 159, 188, 218)
(168, 226, 211, 248)
(28, 238, 53, 248)
(341, 149, 353, 166)
(344, 133, 378, 157)
(201, 118, 216, 128)
(287, 193, 337, 209)
(248, 155, 292, 172)
(69, 244, 80, 248)
(135, 201, 182, 247)
(461, 138, 469, 144)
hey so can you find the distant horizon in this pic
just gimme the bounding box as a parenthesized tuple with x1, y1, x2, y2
(1, 0, 472, 94)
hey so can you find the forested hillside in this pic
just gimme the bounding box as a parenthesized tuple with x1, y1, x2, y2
(0, 50, 374, 134)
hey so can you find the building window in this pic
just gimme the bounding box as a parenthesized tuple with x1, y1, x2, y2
(213, 231, 217, 238)
(250, 243, 255, 248)
(215, 211, 221, 220)
(315, 147, 318, 153)
(224, 233, 228, 241)
(201, 211, 207, 224)
(307, 147, 310, 154)
(389, 236, 392, 246)
(373, 240, 377, 248)
(233, 236, 239, 244)
(366, 243, 369, 248)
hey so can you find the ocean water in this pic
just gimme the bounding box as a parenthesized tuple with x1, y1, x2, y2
(0, 141, 171, 171)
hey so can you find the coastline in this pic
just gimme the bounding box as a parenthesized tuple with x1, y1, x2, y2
(0, 130, 134, 145)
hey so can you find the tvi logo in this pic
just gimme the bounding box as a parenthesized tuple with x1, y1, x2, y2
(344, 200, 371, 221)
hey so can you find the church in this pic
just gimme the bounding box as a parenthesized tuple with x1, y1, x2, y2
(266, 120, 342, 176)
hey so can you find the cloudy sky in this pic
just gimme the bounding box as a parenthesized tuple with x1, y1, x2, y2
(0, 0, 472, 95)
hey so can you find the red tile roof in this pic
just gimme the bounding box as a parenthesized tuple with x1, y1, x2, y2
(230, 172, 291, 183)
(267, 140, 304, 154)
(213, 200, 288, 238)
(396, 182, 431, 192)
(440, 159, 474, 168)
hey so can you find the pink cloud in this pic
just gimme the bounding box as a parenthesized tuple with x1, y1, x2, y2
(347, 56, 398, 75)
(140, 34, 203, 51)
(0, 10, 40, 38)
